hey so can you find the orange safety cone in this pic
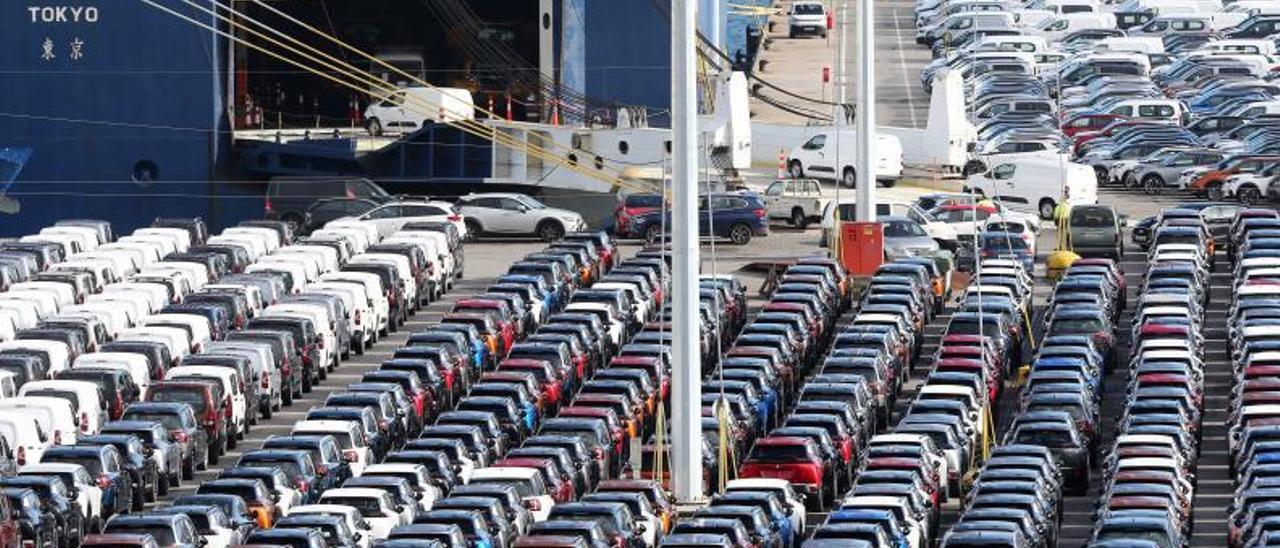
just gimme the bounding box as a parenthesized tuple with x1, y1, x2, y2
(777, 149, 787, 179)
(551, 99, 561, 125)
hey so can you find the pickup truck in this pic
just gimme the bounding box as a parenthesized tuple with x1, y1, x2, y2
(763, 179, 830, 229)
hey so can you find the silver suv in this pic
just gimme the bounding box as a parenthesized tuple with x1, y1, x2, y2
(455, 193, 587, 242)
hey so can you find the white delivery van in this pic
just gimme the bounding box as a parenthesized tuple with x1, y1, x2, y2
(19, 380, 107, 435)
(786, 130, 905, 188)
(74, 351, 154, 394)
(0, 397, 79, 445)
(363, 86, 475, 136)
(965, 156, 1098, 219)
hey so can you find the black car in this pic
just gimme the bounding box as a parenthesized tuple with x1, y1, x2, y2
(2, 487, 58, 548)
(77, 433, 162, 509)
(0, 476, 81, 548)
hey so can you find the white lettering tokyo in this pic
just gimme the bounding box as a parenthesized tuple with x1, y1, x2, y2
(27, 6, 99, 23)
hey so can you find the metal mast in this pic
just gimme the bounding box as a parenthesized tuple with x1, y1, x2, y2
(670, 0, 704, 503)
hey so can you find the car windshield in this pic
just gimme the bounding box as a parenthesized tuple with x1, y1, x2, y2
(749, 444, 813, 463)
(1071, 207, 1115, 227)
(794, 3, 824, 14)
(982, 235, 1028, 250)
(884, 221, 927, 238)
(150, 388, 208, 412)
(625, 195, 663, 208)
(324, 497, 383, 517)
(515, 196, 546, 209)
(1013, 428, 1075, 447)
(104, 525, 175, 544)
(1051, 318, 1103, 333)
(241, 458, 304, 482)
(986, 221, 1025, 233)
(123, 412, 183, 430)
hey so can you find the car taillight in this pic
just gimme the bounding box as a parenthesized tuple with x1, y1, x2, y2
(16, 446, 25, 466)
(295, 478, 309, 492)
(594, 446, 605, 459)
(261, 375, 270, 389)
(172, 429, 189, 443)
(753, 208, 766, 218)
(53, 430, 62, 445)
(523, 498, 542, 511)
(80, 412, 89, 433)
(97, 475, 112, 489)
(225, 397, 233, 418)
(265, 196, 274, 215)
(378, 419, 388, 431)
(355, 309, 363, 325)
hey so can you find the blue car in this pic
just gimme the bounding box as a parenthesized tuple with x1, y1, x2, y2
(631, 192, 770, 245)
(40, 445, 132, 517)
(825, 508, 911, 548)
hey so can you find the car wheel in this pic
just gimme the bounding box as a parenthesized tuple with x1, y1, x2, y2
(282, 384, 294, 405)
(367, 117, 383, 137)
(1207, 183, 1224, 201)
(537, 220, 566, 242)
(787, 160, 805, 179)
(644, 225, 663, 244)
(302, 370, 313, 392)
(1039, 198, 1056, 220)
(464, 219, 481, 241)
(261, 400, 273, 420)
(790, 208, 808, 229)
(1241, 186, 1261, 205)
(729, 223, 753, 245)
(1142, 174, 1163, 194)
(841, 167, 856, 189)
(182, 456, 194, 480)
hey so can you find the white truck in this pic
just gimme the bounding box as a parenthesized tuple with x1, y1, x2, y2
(762, 179, 830, 228)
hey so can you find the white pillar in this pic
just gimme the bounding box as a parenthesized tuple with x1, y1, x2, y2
(671, 0, 704, 503)
(700, 0, 722, 50)
(854, 0, 876, 222)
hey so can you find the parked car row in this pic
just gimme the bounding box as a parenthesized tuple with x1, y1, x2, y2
(0, 213, 466, 548)
(1086, 208, 1214, 547)
(1224, 207, 1280, 548)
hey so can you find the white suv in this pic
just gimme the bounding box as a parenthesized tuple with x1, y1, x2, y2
(788, 1, 828, 38)
(456, 193, 587, 242)
(348, 199, 465, 239)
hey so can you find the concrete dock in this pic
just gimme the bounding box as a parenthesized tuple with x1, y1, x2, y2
(749, 0, 933, 129)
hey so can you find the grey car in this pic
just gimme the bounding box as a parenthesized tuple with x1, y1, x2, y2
(1068, 205, 1123, 260)
(1125, 148, 1225, 190)
(100, 420, 185, 491)
(879, 216, 941, 262)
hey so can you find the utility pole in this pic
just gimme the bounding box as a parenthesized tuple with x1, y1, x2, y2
(700, 0, 722, 51)
(854, 0, 876, 222)
(670, 0, 704, 503)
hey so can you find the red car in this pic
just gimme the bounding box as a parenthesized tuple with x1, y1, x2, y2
(613, 194, 664, 238)
(739, 436, 831, 508)
(1060, 113, 1127, 137)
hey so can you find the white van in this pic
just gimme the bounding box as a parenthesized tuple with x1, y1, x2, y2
(74, 352, 153, 394)
(39, 226, 101, 252)
(207, 235, 266, 262)
(364, 86, 475, 136)
(99, 242, 163, 267)
(167, 366, 246, 437)
(204, 284, 265, 318)
(261, 304, 338, 369)
(20, 234, 79, 259)
(130, 271, 193, 304)
(19, 380, 107, 435)
(133, 228, 192, 253)
(291, 420, 373, 477)
(0, 416, 50, 466)
(385, 234, 450, 292)
(0, 301, 40, 331)
(0, 340, 71, 376)
(349, 254, 417, 306)
(245, 262, 308, 295)
(9, 282, 75, 310)
(304, 285, 371, 353)
(322, 220, 382, 247)
(1031, 12, 1118, 40)
(257, 255, 321, 286)
(469, 467, 555, 523)
(118, 235, 178, 258)
(786, 130, 905, 188)
(0, 291, 59, 320)
(140, 314, 211, 354)
(965, 156, 1098, 219)
(102, 283, 171, 313)
(1108, 98, 1186, 121)
(148, 262, 210, 292)
(222, 227, 281, 253)
(318, 273, 389, 337)
(0, 397, 80, 445)
(317, 488, 411, 539)
(362, 463, 442, 513)
(275, 246, 340, 274)
(312, 228, 372, 255)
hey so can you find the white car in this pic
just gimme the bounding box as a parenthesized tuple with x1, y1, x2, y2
(0, 340, 72, 377)
(318, 488, 410, 539)
(0, 415, 50, 466)
(469, 467, 555, 523)
(456, 193, 586, 242)
(291, 420, 373, 477)
(18, 463, 104, 524)
(787, 0, 828, 38)
(0, 397, 79, 445)
(362, 463, 442, 513)
(348, 201, 461, 239)
(364, 86, 475, 137)
(19, 380, 107, 435)
(287, 505, 373, 548)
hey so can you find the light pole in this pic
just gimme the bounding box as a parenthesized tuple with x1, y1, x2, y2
(670, 0, 704, 504)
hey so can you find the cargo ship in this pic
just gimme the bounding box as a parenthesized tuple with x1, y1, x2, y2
(0, 0, 765, 236)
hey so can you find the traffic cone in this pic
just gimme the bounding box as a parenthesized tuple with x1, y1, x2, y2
(505, 94, 513, 121)
(551, 99, 560, 125)
(778, 149, 787, 179)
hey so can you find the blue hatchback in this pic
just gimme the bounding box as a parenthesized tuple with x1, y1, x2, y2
(631, 192, 769, 245)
